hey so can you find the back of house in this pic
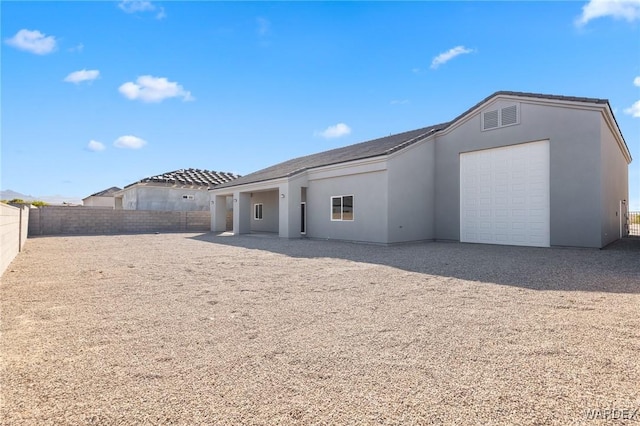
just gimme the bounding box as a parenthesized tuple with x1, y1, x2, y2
(210, 91, 631, 248)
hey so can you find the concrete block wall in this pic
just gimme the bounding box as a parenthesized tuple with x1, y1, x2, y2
(28, 206, 211, 236)
(1, 203, 29, 277)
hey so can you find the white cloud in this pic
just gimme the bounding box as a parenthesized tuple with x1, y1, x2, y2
(431, 46, 474, 69)
(5, 29, 56, 55)
(114, 135, 147, 149)
(634, 76, 640, 86)
(118, 0, 166, 19)
(155, 7, 166, 20)
(68, 43, 84, 53)
(315, 123, 352, 139)
(118, 75, 194, 103)
(256, 17, 271, 36)
(87, 140, 106, 152)
(624, 100, 640, 117)
(118, 0, 153, 13)
(576, 0, 640, 26)
(64, 69, 100, 84)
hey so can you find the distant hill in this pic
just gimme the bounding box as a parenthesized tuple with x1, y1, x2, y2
(1, 189, 83, 205)
(0, 189, 33, 200)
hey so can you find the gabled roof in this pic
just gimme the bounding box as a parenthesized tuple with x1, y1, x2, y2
(214, 91, 627, 190)
(215, 123, 447, 189)
(87, 186, 122, 197)
(447, 91, 609, 126)
(125, 168, 240, 189)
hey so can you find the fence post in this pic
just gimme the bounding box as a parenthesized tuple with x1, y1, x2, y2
(630, 212, 639, 236)
(18, 206, 23, 252)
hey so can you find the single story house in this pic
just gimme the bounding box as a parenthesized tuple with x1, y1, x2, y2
(115, 168, 239, 212)
(210, 91, 631, 248)
(82, 186, 121, 208)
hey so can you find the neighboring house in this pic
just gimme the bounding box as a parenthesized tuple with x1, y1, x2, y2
(210, 91, 631, 249)
(82, 186, 121, 208)
(115, 169, 239, 212)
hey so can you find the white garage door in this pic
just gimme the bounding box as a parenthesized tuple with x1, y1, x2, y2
(460, 140, 550, 247)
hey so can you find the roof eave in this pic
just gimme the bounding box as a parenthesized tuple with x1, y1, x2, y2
(213, 129, 441, 191)
(602, 102, 632, 164)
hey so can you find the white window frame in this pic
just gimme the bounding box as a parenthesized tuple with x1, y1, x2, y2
(254, 203, 263, 220)
(330, 195, 354, 221)
(300, 202, 307, 235)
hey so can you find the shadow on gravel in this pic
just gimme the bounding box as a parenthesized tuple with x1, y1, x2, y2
(190, 233, 640, 294)
(604, 236, 640, 251)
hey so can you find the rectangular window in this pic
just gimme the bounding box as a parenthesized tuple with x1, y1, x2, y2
(254, 203, 263, 220)
(332, 197, 342, 220)
(330, 195, 354, 221)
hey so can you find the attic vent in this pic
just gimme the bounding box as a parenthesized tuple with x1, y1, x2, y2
(482, 110, 499, 130)
(482, 104, 520, 131)
(501, 105, 518, 126)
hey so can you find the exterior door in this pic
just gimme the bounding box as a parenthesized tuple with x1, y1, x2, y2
(300, 202, 306, 234)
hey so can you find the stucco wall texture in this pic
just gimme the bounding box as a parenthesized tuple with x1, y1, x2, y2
(211, 95, 630, 248)
(121, 185, 211, 211)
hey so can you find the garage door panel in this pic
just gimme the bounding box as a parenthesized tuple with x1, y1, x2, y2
(530, 195, 547, 205)
(460, 140, 550, 247)
(478, 233, 492, 242)
(511, 221, 526, 229)
(529, 186, 546, 196)
(495, 221, 509, 230)
(530, 223, 546, 232)
(495, 172, 508, 181)
(530, 208, 547, 216)
(511, 171, 527, 181)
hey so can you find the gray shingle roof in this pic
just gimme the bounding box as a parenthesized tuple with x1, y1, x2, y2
(126, 168, 240, 189)
(215, 124, 447, 189)
(88, 186, 122, 197)
(214, 91, 622, 190)
(448, 91, 609, 125)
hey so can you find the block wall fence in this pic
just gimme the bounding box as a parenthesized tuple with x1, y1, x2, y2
(29, 206, 211, 236)
(1, 203, 30, 277)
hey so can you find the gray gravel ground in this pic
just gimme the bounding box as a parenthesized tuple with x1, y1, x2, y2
(1, 233, 639, 425)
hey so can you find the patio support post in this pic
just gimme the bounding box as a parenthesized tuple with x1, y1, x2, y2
(211, 194, 228, 232)
(234, 191, 251, 235)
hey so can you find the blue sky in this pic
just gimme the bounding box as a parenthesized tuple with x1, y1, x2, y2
(1, 1, 639, 208)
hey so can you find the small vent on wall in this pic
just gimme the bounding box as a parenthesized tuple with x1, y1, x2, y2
(182, 195, 195, 200)
(483, 110, 499, 130)
(501, 105, 518, 126)
(482, 103, 519, 131)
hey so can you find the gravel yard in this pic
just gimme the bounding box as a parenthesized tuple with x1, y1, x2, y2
(1, 233, 639, 425)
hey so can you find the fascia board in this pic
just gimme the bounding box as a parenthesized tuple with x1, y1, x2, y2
(209, 177, 289, 195)
(307, 156, 387, 181)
